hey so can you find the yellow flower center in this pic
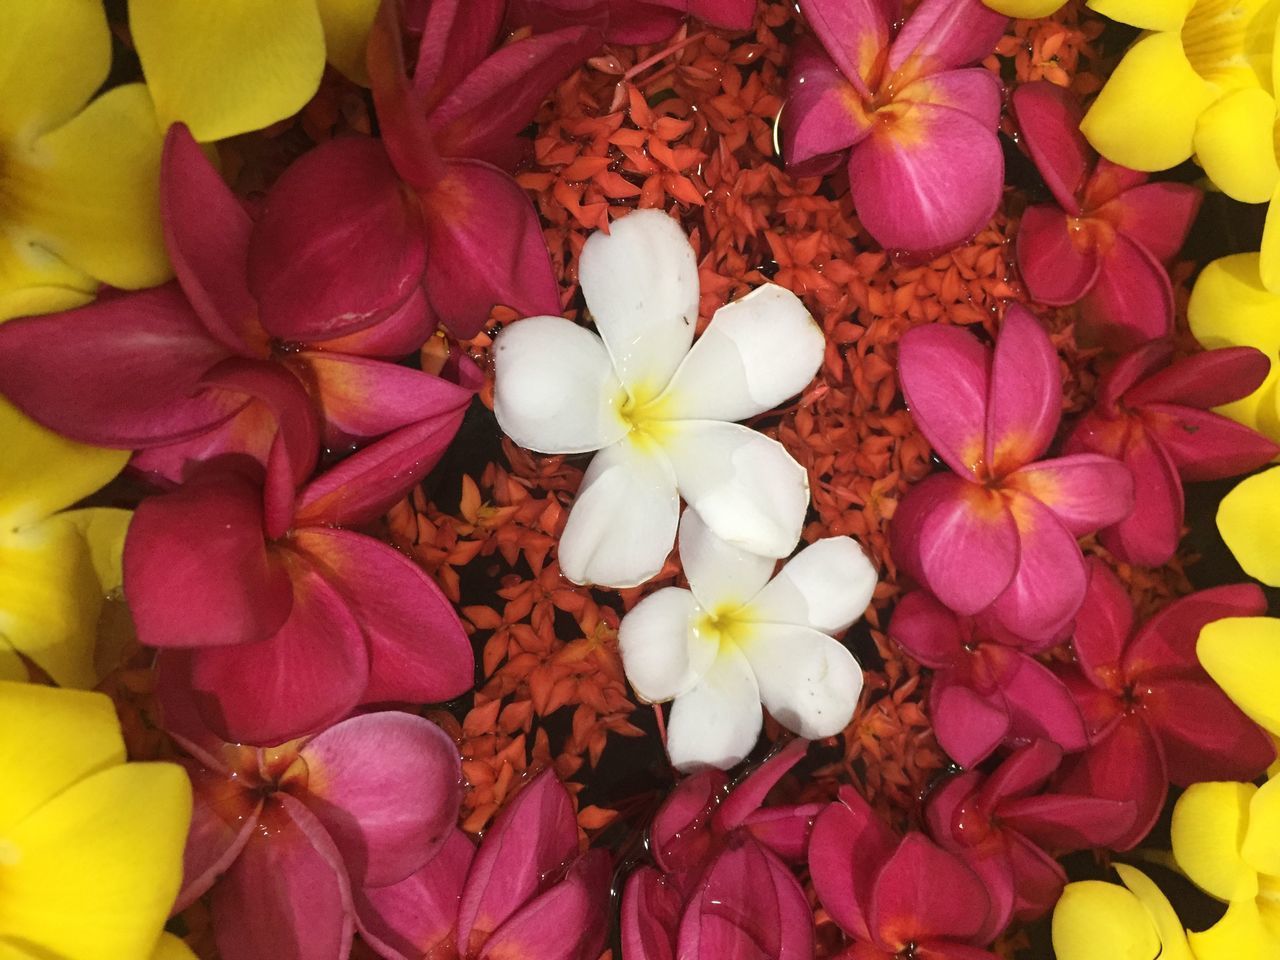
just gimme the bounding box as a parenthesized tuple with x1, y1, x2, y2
(1181, 0, 1277, 90)
(694, 602, 758, 653)
(616, 388, 677, 449)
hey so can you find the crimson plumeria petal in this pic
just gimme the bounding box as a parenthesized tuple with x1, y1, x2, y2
(1097, 429, 1184, 567)
(869, 834, 991, 950)
(1067, 560, 1133, 690)
(173, 760, 264, 913)
(1000, 655, 1088, 755)
(1006, 453, 1134, 537)
(621, 866, 681, 960)
(312, 287, 436, 359)
(897, 324, 991, 480)
(888, 590, 966, 669)
(714, 738, 809, 834)
(740, 803, 826, 864)
(1004, 832, 1068, 923)
(413, 0, 506, 114)
(1078, 233, 1175, 349)
(1016, 204, 1101, 306)
(929, 680, 1011, 768)
(783, 39, 873, 168)
(985, 305, 1061, 473)
(886, 0, 1005, 77)
(808, 786, 897, 943)
(1139, 677, 1276, 785)
(1141, 402, 1280, 481)
(130, 398, 278, 488)
(797, 0, 888, 97)
(1096, 340, 1172, 411)
(1010, 82, 1091, 214)
(987, 493, 1086, 643)
(976, 740, 1061, 808)
(899, 68, 1002, 129)
(1126, 344, 1271, 409)
(997, 794, 1136, 851)
(1105, 181, 1201, 263)
(1125, 582, 1267, 677)
(478, 849, 612, 960)
(650, 768, 728, 875)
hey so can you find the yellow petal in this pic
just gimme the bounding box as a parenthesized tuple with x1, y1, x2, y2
(1198, 616, 1280, 737)
(1052, 879, 1162, 960)
(316, 0, 379, 85)
(1194, 87, 1280, 203)
(981, 0, 1065, 16)
(61, 507, 132, 594)
(152, 933, 199, 960)
(0, 396, 128, 526)
(1179, 0, 1277, 91)
(1188, 898, 1280, 960)
(1086, 0, 1194, 31)
(0, 761, 192, 960)
(0, 0, 111, 141)
(1218, 468, 1280, 586)
(6, 84, 169, 291)
(0, 646, 27, 682)
(1081, 31, 1216, 171)
(0, 682, 125, 831)
(1261, 182, 1280, 293)
(1243, 775, 1280, 876)
(129, 0, 326, 142)
(1172, 781, 1262, 902)
(1115, 864, 1196, 960)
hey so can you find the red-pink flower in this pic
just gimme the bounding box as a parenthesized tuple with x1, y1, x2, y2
(165, 706, 462, 960)
(924, 740, 1136, 941)
(507, 0, 754, 43)
(890, 306, 1134, 641)
(783, 0, 1007, 253)
(357, 770, 612, 960)
(1064, 341, 1278, 566)
(1012, 81, 1202, 349)
(622, 740, 821, 959)
(1052, 559, 1276, 849)
(889, 591, 1086, 769)
(810, 785, 998, 960)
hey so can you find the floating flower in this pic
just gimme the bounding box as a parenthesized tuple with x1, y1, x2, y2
(1011, 81, 1202, 347)
(890, 305, 1134, 640)
(623, 741, 820, 959)
(1198, 615, 1280, 737)
(493, 209, 824, 588)
(130, 424, 476, 745)
(620, 509, 872, 770)
(1171, 774, 1280, 959)
(1052, 865, 1195, 960)
(889, 591, 1086, 768)
(1053, 559, 1274, 849)
(0, 681, 192, 959)
(1065, 340, 1277, 566)
(810, 784, 998, 960)
(925, 740, 1136, 940)
(983, 0, 1064, 14)
(129, 0, 379, 142)
(164, 703, 462, 960)
(508, 0, 754, 43)
(1215, 466, 1280, 586)
(0, 0, 169, 322)
(0, 398, 131, 687)
(783, 0, 1007, 253)
(357, 769, 612, 960)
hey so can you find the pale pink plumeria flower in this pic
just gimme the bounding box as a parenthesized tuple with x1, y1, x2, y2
(620, 510, 876, 770)
(493, 210, 824, 588)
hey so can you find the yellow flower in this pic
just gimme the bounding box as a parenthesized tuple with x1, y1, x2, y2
(1053, 865, 1195, 960)
(1172, 776, 1280, 960)
(129, 0, 380, 143)
(0, 681, 192, 960)
(0, 396, 131, 687)
(1198, 616, 1280, 735)
(982, 0, 1066, 15)
(1216, 470, 1280, 586)
(0, 0, 170, 322)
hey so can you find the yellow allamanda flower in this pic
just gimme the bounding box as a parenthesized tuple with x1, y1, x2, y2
(0, 681, 192, 960)
(1053, 864, 1195, 960)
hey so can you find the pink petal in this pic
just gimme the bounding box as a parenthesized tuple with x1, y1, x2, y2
(130, 399, 278, 488)
(154, 652, 237, 770)
(887, 590, 965, 669)
(621, 867, 681, 960)
(1140, 677, 1276, 785)
(899, 68, 1002, 129)
(869, 834, 991, 948)
(809, 786, 898, 943)
(355, 829, 476, 960)
(1016, 204, 1101, 306)
(1105, 181, 1202, 263)
(187, 560, 370, 745)
(986, 305, 1061, 474)
(1127, 345, 1272, 410)
(1009, 81, 1091, 213)
(887, 0, 1006, 76)
(297, 712, 462, 887)
(998, 793, 1137, 852)
(124, 467, 293, 649)
(797, 0, 889, 97)
(849, 103, 1003, 253)
(740, 803, 826, 864)
(714, 738, 809, 834)
(313, 286, 436, 358)
(687, 0, 756, 30)
(1006, 453, 1134, 536)
(1078, 233, 1174, 349)
(1126, 582, 1267, 677)
(420, 158, 561, 338)
(0, 285, 240, 447)
(160, 125, 265, 356)
(1096, 340, 1173, 410)
(892, 473, 1019, 616)
(477, 850, 612, 960)
(976, 740, 1061, 807)
(211, 795, 355, 960)
(783, 40, 873, 167)
(249, 137, 428, 344)
(413, 0, 506, 114)
(1004, 833, 1067, 923)
(291, 528, 474, 705)
(173, 761, 264, 912)
(456, 770, 579, 953)
(1000, 655, 1088, 754)
(987, 494, 1086, 643)
(650, 768, 728, 874)
(1144, 403, 1280, 481)
(929, 680, 1010, 768)
(1096, 428, 1184, 568)
(897, 324, 991, 479)
(1068, 559, 1134, 690)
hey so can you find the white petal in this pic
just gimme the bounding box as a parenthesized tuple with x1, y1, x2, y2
(493, 315, 628, 454)
(661, 420, 809, 559)
(578, 210, 698, 404)
(666, 646, 762, 772)
(618, 587, 715, 703)
(558, 439, 679, 588)
(656, 284, 824, 422)
(738, 624, 863, 739)
(750, 537, 877, 635)
(677, 508, 775, 612)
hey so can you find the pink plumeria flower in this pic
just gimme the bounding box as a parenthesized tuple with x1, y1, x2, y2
(619, 510, 875, 770)
(494, 210, 824, 588)
(784, 0, 1007, 253)
(1012, 81, 1202, 349)
(508, 0, 755, 43)
(890, 306, 1134, 641)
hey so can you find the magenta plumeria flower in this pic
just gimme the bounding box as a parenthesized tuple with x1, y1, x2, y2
(1064, 341, 1278, 566)
(889, 590, 1086, 768)
(783, 0, 1007, 253)
(810, 784, 999, 960)
(891, 306, 1134, 640)
(1012, 82, 1202, 349)
(508, 0, 754, 43)
(623, 740, 821, 959)
(925, 740, 1136, 942)
(1053, 559, 1276, 850)
(162, 704, 462, 960)
(357, 770, 612, 960)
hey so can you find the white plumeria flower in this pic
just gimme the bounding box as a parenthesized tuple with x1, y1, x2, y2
(619, 510, 876, 772)
(492, 209, 824, 588)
